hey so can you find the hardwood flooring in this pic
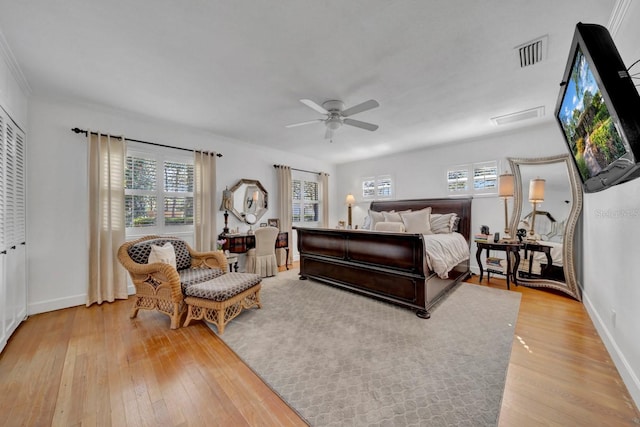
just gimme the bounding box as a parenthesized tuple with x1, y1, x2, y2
(1, 266, 638, 426)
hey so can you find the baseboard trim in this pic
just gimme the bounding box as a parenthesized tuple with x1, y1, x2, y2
(28, 285, 136, 316)
(582, 291, 640, 410)
(28, 294, 86, 315)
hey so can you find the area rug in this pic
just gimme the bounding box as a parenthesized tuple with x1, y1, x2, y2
(214, 269, 521, 426)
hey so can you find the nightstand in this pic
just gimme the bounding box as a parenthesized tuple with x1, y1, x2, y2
(518, 241, 553, 279)
(475, 240, 521, 290)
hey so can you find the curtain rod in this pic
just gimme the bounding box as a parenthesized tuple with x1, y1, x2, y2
(71, 127, 223, 157)
(273, 164, 327, 175)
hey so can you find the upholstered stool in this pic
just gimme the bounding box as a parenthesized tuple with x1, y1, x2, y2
(183, 272, 262, 334)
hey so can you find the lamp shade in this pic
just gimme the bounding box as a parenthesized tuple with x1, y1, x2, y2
(345, 194, 356, 206)
(220, 188, 233, 211)
(529, 178, 545, 203)
(498, 173, 514, 198)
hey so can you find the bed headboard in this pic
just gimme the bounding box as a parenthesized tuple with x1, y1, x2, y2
(369, 197, 472, 242)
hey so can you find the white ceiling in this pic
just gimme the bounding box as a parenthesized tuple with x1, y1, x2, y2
(0, 0, 618, 164)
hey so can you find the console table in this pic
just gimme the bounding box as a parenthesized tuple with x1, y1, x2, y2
(220, 231, 289, 269)
(475, 240, 521, 290)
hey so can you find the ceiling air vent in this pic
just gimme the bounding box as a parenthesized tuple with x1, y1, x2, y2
(516, 35, 548, 68)
(491, 106, 545, 126)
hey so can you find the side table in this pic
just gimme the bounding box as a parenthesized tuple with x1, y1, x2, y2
(475, 240, 521, 290)
(519, 241, 553, 279)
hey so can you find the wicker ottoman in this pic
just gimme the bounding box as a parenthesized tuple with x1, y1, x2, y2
(183, 272, 262, 334)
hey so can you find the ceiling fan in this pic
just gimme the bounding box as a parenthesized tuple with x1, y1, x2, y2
(286, 99, 380, 140)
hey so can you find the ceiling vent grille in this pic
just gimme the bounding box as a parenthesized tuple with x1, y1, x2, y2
(516, 35, 548, 68)
(491, 106, 545, 126)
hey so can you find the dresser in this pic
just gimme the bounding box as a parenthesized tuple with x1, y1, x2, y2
(220, 232, 289, 269)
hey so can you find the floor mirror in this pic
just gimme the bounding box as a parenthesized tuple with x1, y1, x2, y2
(508, 154, 583, 301)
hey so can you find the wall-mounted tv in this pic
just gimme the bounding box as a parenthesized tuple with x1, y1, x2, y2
(555, 22, 640, 193)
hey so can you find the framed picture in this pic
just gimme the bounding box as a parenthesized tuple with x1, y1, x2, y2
(259, 222, 267, 227)
(268, 218, 280, 229)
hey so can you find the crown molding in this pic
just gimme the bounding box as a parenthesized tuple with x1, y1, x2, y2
(608, 0, 632, 38)
(0, 27, 31, 96)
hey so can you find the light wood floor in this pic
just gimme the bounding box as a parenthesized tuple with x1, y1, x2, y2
(1, 266, 638, 426)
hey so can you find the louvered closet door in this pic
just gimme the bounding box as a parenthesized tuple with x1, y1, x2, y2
(0, 111, 6, 348)
(12, 125, 26, 324)
(0, 107, 27, 352)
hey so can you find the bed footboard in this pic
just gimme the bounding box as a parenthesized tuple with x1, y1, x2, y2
(295, 197, 472, 318)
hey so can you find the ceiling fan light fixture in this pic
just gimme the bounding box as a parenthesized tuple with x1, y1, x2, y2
(286, 98, 379, 138)
(326, 116, 342, 130)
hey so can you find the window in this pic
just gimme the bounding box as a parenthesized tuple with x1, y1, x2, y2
(447, 167, 469, 192)
(125, 143, 194, 237)
(361, 175, 393, 199)
(447, 161, 498, 195)
(292, 173, 320, 224)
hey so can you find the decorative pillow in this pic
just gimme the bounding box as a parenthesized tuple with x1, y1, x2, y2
(374, 221, 406, 233)
(430, 213, 457, 234)
(368, 210, 386, 230)
(451, 215, 461, 232)
(400, 207, 432, 234)
(382, 211, 402, 222)
(148, 242, 177, 269)
(362, 215, 372, 230)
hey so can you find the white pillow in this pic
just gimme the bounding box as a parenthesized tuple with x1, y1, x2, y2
(374, 221, 406, 233)
(148, 242, 177, 269)
(382, 211, 402, 222)
(362, 215, 371, 230)
(368, 210, 385, 230)
(400, 207, 432, 234)
(430, 213, 457, 234)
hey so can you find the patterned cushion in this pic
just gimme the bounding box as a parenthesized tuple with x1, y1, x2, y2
(128, 238, 191, 270)
(185, 273, 262, 302)
(179, 267, 224, 293)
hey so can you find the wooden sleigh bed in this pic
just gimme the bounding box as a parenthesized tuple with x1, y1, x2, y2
(295, 197, 472, 318)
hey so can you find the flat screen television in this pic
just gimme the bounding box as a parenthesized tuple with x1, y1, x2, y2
(555, 22, 640, 193)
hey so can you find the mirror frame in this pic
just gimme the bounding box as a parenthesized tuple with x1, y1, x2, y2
(228, 179, 268, 223)
(508, 154, 583, 301)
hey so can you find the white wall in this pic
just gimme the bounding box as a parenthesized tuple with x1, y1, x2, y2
(26, 96, 336, 314)
(579, 0, 640, 406)
(334, 121, 566, 262)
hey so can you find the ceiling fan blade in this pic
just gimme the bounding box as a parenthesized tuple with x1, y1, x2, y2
(300, 99, 329, 115)
(325, 127, 334, 140)
(343, 118, 379, 131)
(341, 99, 379, 117)
(285, 119, 324, 128)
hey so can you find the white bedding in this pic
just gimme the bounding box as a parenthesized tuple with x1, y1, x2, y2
(535, 241, 563, 267)
(423, 232, 470, 279)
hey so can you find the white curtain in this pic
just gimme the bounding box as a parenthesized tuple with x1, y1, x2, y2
(320, 172, 329, 228)
(275, 165, 292, 266)
(87, 132, 128, 307)
(194, 151, 217, 251)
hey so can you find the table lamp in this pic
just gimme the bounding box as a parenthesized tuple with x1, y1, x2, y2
(345, 194, 356, 229)
(498, 173, 514, 236)
(220, 187, 232, 234)
(528, 178, 545, 236)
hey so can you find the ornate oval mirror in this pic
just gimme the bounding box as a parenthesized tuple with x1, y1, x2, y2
(229, 179, 268, 223)
(508, 154, 582, 301)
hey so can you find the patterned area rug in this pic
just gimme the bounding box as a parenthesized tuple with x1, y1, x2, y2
(215, 269, 521, 426)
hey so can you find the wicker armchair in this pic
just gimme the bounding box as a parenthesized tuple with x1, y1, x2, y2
(118, 236, 227, 329)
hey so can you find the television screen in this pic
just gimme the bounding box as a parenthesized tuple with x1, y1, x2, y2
(557, 47, 629, 181)
(555, 23, 640, 193)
